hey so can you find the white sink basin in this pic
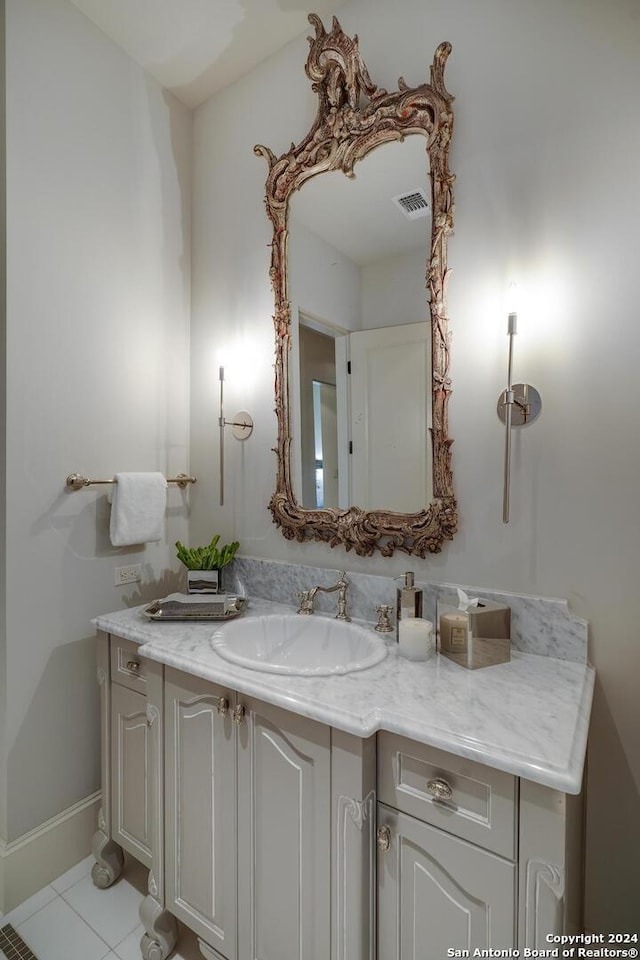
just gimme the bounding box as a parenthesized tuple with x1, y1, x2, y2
(211, 614, 387, 676)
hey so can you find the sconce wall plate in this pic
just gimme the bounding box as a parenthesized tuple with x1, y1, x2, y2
(230, 411, 254, 441)
(497, 384, 542, 427)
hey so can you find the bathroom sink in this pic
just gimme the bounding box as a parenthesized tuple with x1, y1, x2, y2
(211, 614, 387, 676)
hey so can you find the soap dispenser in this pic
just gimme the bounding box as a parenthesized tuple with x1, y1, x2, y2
(396, 572, 423, 641)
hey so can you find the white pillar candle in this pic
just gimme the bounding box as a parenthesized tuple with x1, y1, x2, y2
(398, 617, 434, 661)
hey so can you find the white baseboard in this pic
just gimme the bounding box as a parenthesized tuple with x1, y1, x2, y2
(0, 791, 100, 914)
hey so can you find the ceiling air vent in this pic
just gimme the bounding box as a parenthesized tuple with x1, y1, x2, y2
(392, 188, 430, 220)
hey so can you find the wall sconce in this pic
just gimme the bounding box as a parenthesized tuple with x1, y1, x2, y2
(496, 295, 542, 523)
(218, 365, 253, 506)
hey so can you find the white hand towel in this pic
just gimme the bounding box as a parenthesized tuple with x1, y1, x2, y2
(109, 472, 167, 546)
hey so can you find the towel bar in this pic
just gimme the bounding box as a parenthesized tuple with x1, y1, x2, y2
(65, 473, 196, 491)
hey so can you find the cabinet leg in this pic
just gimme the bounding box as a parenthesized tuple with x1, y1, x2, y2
(139, 894, 178, 960)
(90, 825, 124, 889)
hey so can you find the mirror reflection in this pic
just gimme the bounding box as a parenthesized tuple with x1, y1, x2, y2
(289, 136, 432, 513)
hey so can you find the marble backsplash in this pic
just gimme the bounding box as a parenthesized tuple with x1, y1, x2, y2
(225, 556, 589, 664)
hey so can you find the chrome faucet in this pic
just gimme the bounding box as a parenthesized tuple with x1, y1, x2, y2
(296, 571, 351, 621)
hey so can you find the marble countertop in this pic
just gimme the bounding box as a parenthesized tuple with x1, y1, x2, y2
(94, 598, 595, 795)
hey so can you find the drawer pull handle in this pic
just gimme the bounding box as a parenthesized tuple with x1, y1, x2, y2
(232, 704, 246, 725)
(426, 777, 454, 802)
(217, 697, 230, 717)
(377, 825, 391, 851)
(126, 659, 141, 672)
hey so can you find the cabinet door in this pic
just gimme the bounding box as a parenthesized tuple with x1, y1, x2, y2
(237, 696, 331, 960)
(111, 683, 152, 867)
(377, 804, 516, 958)
(164, 669, 237, 959)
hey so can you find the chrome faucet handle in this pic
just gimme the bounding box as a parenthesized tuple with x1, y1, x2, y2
(296, 590, 315, 615)
(374, 604, 394, 633)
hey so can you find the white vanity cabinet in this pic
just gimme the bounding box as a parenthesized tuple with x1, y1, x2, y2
(143, 661, 374, 960)
(376, 732, 584, 955)
(377, 807, 516, 955)
(93, 623, 587, 960)
(161, 668, 334, 960)
(162, 669, 237, 958)
(235, 692, 332, 960)
(377, 733, 517, 954)
(110, 682, 153, 868)
(93, 631, 179, 958)
(92, 632, 151, 889)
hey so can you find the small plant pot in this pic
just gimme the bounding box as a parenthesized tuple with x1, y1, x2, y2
(186, 569, 221, 594)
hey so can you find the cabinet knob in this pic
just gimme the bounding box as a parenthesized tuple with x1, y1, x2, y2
(377, 825, 391, 851)
(126, 659, 140, 672)
(217, 697, 229, 717)
(426, 777, 454, 802)
(232, 704, 246, 725)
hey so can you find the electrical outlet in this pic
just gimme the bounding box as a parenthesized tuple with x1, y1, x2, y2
(115, 564, 142, 586)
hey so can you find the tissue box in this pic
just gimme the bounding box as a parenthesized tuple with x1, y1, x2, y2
(437, 596, 511, 669)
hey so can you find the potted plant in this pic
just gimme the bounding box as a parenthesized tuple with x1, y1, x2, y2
(175, 535, 240, 594)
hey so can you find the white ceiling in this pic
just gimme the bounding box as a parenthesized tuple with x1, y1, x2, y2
(69, 0, 346, 108)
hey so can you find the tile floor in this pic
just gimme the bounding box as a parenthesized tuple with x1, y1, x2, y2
(0, 855, 201, 960)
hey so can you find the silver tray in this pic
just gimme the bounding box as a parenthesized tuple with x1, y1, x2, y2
(142, 593, 248, 622)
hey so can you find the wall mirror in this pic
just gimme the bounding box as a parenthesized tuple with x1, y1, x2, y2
(256, 13, 457, 557)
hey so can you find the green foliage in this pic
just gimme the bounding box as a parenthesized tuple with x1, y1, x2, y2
(175, 535, 240, 571)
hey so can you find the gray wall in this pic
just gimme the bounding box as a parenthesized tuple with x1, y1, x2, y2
(1, 0, 191, 841)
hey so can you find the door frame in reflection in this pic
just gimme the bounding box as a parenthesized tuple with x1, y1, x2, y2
(293, 312, 350, 510)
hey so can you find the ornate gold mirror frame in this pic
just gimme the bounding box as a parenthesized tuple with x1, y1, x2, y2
(256, 14, 456, 557)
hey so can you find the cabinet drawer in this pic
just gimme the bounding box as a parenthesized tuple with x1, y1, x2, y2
(377, 732, 517, 859)
(110, 636, 146, 694)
